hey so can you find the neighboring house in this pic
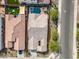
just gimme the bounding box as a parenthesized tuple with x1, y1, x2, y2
(13, 14, 25, 50)
(5, 14, 25, 50)
(19, 0, 50, 4)
(28, 7, 49, 52)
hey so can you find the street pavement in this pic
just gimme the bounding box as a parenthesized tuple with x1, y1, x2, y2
(58, 0, 77, 59)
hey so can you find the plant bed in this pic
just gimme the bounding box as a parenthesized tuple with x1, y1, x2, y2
(7, 0, 20, 5)
(6, 6, 19, 16)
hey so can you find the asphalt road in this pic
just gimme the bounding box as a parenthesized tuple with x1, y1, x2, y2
(59, 0, 77, 59)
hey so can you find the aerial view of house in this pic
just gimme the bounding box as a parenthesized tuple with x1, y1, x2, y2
(0, 0, 78, 59)
(0, 0, 51, 57)
(28, 7, 49, 52)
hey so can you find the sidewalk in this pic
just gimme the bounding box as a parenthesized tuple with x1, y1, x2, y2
(0, 57, 48, 59)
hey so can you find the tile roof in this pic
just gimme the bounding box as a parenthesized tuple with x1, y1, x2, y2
(5, 14, 25, 50)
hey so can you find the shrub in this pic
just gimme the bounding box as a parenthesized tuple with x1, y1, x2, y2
(50, 7, 58, 25)
(6, 6, 19, 16)
(77, 28, 79, 41)
(77, 23, 79, 28)
(49, 28, 59, 53)
(7, 0, 20, 5)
